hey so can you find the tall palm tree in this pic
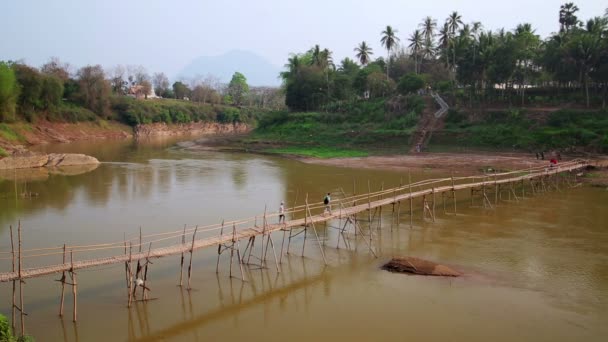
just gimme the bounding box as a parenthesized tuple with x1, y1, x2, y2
(438, 22, 451, 69)
(310, 44, 322, 66)
(559, 3, 579, 33)
(447, 11, 463, 74)
(408, 30, 424, 74)
(420, 17, 437, 60)
(354, 41, 373, 66)
(381, 25, 400, 80)
(280, 54, 301, 83)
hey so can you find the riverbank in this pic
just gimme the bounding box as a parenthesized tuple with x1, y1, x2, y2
(0, 120, 132, 155)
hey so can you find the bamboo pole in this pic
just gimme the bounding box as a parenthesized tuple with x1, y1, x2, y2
(10, 226, 15, 332)
(233, 224, 246, 281)
(70, 250, 77, 322)
(494, 171, 498, 205)
(216, 220, 225, 273)
(302, 194, 308, 257)
(187, 226, 198, 290)
(127, 243, 133, 307)
(306, 198, 328, 265)
(179, 224, 186, 286)
(451, 174, 457, 214)
(409, 173, 413, 227)
(431, 188, 436, 222)
(378, 183, 384, 230)
(261, 205, 267, 267)
(59, 244, 66, 317)
(142, 242, 152, 300)
(18, 222, 24, 335)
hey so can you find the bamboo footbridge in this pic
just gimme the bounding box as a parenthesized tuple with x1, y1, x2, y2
(0, 159, 591, 332)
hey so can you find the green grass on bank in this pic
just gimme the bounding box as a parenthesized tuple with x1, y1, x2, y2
(432, 108, 608, 152)
(0, 146, 8, 157)
(265, 146, 368, 158)
(0, 123, 26, 143)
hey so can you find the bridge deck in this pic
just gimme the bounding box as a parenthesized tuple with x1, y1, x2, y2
(0, 161, 587, 282)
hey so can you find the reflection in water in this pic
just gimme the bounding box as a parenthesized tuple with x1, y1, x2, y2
(0, 138, 606, 342)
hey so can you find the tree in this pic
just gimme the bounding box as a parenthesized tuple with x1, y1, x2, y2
(172, 81, 190, 100)
(152, 72, 170, 97)
(513, 23, 541, 105)
(40, 57, 70, 81)
(560, 2, 580, 33)
(40, 75, 64, 110)
(109, 65, 126, 95)
(0, 62, 19, 121)
(447, 11, 464, 72)
(13, 63, 44, 111)
(438, 23, 451, 69)
(381, 25, 400, 80)
(420, 17, 437, 59)
(398, 73, 425, 94)
(408, 30, 424, 73)
(228, 72, 249, 106)
(76, 65, 111, 118)
(567, 30, 602, 107)
(139, 80, 152, 99)
(354, 41, 373, 65)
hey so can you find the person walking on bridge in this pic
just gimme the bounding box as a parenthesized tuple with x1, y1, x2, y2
(278, 201, 285, 224)
(323, 193, 332, 215)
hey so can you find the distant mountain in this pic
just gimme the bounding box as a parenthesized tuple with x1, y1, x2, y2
(177, 50, 281, 87)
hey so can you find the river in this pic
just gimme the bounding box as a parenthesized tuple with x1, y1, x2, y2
(0, 137, 606, 341)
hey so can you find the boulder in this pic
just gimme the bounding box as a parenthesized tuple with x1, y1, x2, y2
(0, 152, 99, 170)
(46, 153, 100, 167)
(0, 153, 48, 170)
(382, 257, 461, 277)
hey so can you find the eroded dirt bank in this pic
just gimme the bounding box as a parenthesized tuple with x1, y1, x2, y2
(134, 122, 251, 137)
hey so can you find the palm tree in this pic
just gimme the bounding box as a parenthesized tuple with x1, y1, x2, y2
(447, 11, 463, 71)
(438, 22, 451, 69)
(280, 54, 301, 83)
(559, 3, 579, 33)
(354, 41, 373, 66)
(310, 44, 322, 66)
(381, 25, 400, 80)
(408, 30, 423, 74)
(420, 17, 437, 60)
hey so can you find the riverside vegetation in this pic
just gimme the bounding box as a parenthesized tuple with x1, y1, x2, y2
(1, 2, 607, 158)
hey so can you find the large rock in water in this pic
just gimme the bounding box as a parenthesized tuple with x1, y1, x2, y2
(0, 153, 48, 169)
(0, 152, 99, 170)
(382, 257, 461, 277)
(46, 153, 99, 167)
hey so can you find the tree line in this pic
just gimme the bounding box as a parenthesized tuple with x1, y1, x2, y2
(281, 3, 608, 111)
(0, 59, 284, 123)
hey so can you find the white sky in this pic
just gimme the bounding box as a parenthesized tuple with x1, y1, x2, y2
(1, 0, 605, 77)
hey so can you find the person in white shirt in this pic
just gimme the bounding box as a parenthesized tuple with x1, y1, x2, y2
(279, 201, 285, 224)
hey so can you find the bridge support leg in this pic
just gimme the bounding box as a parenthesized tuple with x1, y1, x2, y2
(178, 225, 186, 286)
(9, 226, 16, 332)
(69, 250, 77, 323)
(127, 243, 133, 307)
(186, 227, 198, 290)
(58, 244, 66, 317)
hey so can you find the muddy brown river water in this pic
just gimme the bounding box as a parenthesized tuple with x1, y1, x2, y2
(0, 137, 606, 341)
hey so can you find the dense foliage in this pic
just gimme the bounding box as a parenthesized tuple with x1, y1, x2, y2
(0, 60, 282, 126)
(281, 3, 608, 110)
(438, 108, 608, 152)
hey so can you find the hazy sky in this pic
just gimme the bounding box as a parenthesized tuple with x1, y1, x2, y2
(1, 0, 605, 78)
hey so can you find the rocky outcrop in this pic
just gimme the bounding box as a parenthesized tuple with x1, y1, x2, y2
(382, 257, 461, 277)
(46, 153, 100, 167)
(0, 152, 100, 170)
(0, 153, 49, 169)
(135, 122, 251, 138)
